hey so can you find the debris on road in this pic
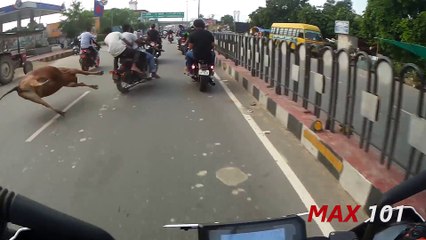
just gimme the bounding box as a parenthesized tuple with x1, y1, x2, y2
(197, 170, 208, 177)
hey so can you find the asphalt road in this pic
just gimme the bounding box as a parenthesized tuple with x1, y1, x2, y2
(0, 43, 366, 240)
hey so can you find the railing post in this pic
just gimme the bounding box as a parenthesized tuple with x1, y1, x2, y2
(275, 41, 284, 95)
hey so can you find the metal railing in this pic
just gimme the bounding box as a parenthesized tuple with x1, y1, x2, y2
(214, 33, 426, 179)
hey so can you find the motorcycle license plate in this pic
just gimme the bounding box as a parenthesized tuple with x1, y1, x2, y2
(198, 70, 210, 76)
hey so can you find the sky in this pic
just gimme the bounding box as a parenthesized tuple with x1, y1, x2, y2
(1, 0, 367, 31)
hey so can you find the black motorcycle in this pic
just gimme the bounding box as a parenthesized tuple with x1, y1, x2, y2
(188, 59, 215, 92)
(110, 53, 154, 94)
(178, 36, 188, 55)
(145, 41, 162, 60)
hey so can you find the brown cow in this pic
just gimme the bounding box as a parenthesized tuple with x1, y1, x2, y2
(0, 66, 103, 116)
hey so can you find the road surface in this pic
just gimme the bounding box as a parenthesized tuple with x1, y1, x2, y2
(0, 43, 367, 240)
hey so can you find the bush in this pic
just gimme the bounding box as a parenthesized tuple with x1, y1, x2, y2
(96, 34, 106, 42)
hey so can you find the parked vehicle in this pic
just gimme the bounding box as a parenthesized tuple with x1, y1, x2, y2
(0, 31, 34, 84)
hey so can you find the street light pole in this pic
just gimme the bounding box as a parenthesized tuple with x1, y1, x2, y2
(197, 0, 200, 18)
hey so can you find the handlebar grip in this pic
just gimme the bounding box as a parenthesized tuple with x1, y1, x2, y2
(378, 170, 426, 206)
(1, 188, 114, 240)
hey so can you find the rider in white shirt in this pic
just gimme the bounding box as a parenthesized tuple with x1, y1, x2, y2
(104, 31, 144, 75)
(121, 24, 160, 78)
(78, 27, 100, 64)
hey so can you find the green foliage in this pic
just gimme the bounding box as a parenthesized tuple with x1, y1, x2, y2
(59, 1, 94, 38)
(221, 15, 234, 26)
(249, 0, 309, 28)
(99, 8, 139, 33)
(248, 0, 426, 65)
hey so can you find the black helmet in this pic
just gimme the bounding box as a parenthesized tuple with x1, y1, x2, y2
(193, 19, 205, 29)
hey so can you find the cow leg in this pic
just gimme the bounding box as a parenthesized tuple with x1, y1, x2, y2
(18, 91, 65, 116)
(66, 82, 98, 89)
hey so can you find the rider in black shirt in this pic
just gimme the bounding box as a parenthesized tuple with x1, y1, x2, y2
(146, 24, 162, 50)
(186, 19, 215, 76)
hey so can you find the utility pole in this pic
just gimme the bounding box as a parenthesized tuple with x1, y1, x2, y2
(197, 0, 200, 18)
(186, 0, 188, 21)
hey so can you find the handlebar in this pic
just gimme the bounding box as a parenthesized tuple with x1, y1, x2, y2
(362, 170, 426, 240)
(0, 187, 114, 240)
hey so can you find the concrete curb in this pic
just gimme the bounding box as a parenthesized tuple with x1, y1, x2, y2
(28, 50, 73, 62)
(215, 55, 426, 217)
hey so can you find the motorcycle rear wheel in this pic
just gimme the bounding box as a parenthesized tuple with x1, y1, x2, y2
(199, 76, 209, 92)
(116, 80, 129, 94)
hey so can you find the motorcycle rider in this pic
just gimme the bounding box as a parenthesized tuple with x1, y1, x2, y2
(121, 24, 160, 79)
(78, 26, 100, 66)
(185, 19, 215, 84)
(104, 30, 145, 75)
(146, 24, 162, 51)
(167, 29, 174, 37)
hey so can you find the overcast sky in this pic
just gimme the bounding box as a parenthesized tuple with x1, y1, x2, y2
(1, 0, 367, 30)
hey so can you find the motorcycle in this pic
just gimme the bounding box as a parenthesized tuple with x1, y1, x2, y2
(109, 52, 154, 94)
(188, 59, 215, 92)
(168, 34, 174, 44)
(79, 45, 100, 71)
(70, 40, 80, 55)
(72, 45, 80, 55)
(178, 36, 188, 55)
(145, 41, 162, 60)
(1, 170, 425, 240)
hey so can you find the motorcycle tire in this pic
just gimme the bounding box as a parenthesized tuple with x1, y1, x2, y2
(116, 80, 129, 94)
(199, 76, 209, 92)
(23, 61, 33, 74)
(80, 58, 89, 71)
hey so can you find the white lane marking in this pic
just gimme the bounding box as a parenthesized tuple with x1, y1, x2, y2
(25, 91, 90, 142)
(214, 73, 335, 236)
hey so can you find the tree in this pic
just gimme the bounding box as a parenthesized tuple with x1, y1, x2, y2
(249, 0, 309, 27)
(100, 8, 139, 33)
(221, 15, 234, 25)
(312, 0, 358, 38)
(249, 7, 271, 28)
(360, 0, 426, 64)
(60, 1, 94, 38)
